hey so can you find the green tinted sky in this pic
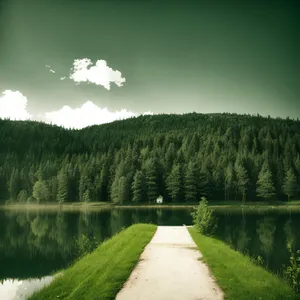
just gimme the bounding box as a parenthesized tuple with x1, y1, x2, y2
(0, 0, 299, 119)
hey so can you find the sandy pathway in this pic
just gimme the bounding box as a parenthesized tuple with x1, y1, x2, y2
(116, 226, 223, 300)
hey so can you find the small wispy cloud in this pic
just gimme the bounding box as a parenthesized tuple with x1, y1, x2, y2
(46, 65, 56, 74)
(143, 111, 154, 115)
(0, 90, 31, 120)
(60, 77, 66, 81)
(69, 58, 126, 90)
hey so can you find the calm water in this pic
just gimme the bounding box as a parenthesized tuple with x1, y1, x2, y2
(0, 208, 192, 282)
(215, 209, 300, 273)
(0, 207, 299, 297)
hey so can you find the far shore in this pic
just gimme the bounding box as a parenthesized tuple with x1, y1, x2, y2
(1, 200, 300, 211)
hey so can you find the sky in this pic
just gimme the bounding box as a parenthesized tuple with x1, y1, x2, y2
(0, 0, 299, 128)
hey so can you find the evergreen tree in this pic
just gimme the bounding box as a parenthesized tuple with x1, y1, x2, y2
(256, 163, 276, 202)
(9, 169, 21, 202)
(117, 176, 128, 204)
(17, 190, 28, 203)
(68, 164, 80, 202)
(283, 168, 298, 201)
(197, 170, 210, 199)
(110, 177, 119, 203)
(144, 158, 158, 204)
(132, 170, 145, 203)
(98, 162, 110, 201)
(212, 168, 223, 200)
(33, 180, 50, 203)
(79, 170, 91, 202)
(166, 164, 181, 202)
(235, 163, 249, 203)
(184, 161, 197, 202)
(83, 189, 90, 203)
(224, 163, 234, 201)
(57, 170, 68, 204)
(294, 154, 300, 185)
(0, 167, 8, 201)
(49, 176, 58, 202)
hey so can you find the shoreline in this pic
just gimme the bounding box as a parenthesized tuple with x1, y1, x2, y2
(1, 201, 300, 211)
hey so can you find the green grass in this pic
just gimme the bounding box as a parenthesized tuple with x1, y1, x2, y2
(188, 227, 300, 300)
(0, 202, 113, 211)
(29, 224, 157, 300)
(2, 200, 300, 212)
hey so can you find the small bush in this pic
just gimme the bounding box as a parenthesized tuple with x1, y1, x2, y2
(284, 241, 300, 292)
(191, 197, 217, 235)
(251, 255, 264, 267)
(75, 234, 98, 257)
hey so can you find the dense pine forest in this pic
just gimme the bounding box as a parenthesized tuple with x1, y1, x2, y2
(0, 113, 300, 205)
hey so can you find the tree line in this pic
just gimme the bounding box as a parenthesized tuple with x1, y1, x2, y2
(0, 112, 300, 204)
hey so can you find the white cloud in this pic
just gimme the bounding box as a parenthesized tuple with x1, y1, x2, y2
(69, 58, 126, 90)
(0, 90, 154, 128)
(0, 90, 31, 120)
(143, 111, 154, 115)
(60, 77, 66, 81)
(46, 65, 56, 73)
(44, 101, 138, 129)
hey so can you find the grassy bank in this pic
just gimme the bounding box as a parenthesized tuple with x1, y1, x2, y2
(0, 202, 113, 211)
(188, 227, 300, 300)
(29, 224, 156, 300)
(2, 200, 300, 212)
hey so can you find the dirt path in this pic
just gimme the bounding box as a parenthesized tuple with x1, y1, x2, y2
(116, 226, 223, 300)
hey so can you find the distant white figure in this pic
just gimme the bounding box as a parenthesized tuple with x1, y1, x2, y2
(156, 195, 163, 204)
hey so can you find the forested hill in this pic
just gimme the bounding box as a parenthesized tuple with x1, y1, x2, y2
(0, 113, 300, 205)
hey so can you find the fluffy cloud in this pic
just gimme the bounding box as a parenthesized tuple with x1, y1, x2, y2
(0, 90, 31, 120)
(44, 101, 138, 129)
(69, 58, 126, 90)
(0, 90, 154, 128)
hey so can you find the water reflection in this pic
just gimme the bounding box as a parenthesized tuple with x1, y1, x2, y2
(0, 208, 192, 281)
(256, 217, 276, 267)
(236, 215, 250, 253)
(1, 207, 299, 286)
(214, 210, 300, 274)
(0, 276, 54, 300)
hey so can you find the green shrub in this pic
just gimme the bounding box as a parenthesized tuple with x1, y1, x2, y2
(75, 234, 98, 257)
(284, 241, 300, 292)
(191, 197, 217, 235)
(251, 255, 264, 267)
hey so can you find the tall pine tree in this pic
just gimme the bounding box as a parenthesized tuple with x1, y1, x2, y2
(57, 169, 68, 204)
(235, 163, 249, 203)
(256, 163, 276, 202)
(184, 161, 197, 202)
(283, 168, 298, 201)
(166, 164, 181, 202)
(132, 170, 145, 203)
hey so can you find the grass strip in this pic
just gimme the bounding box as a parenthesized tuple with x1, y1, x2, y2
(29, 224, 156, 300)
(188, 227, 300, 300)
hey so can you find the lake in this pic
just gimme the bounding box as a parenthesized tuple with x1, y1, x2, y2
(0, 207, 299, 298)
